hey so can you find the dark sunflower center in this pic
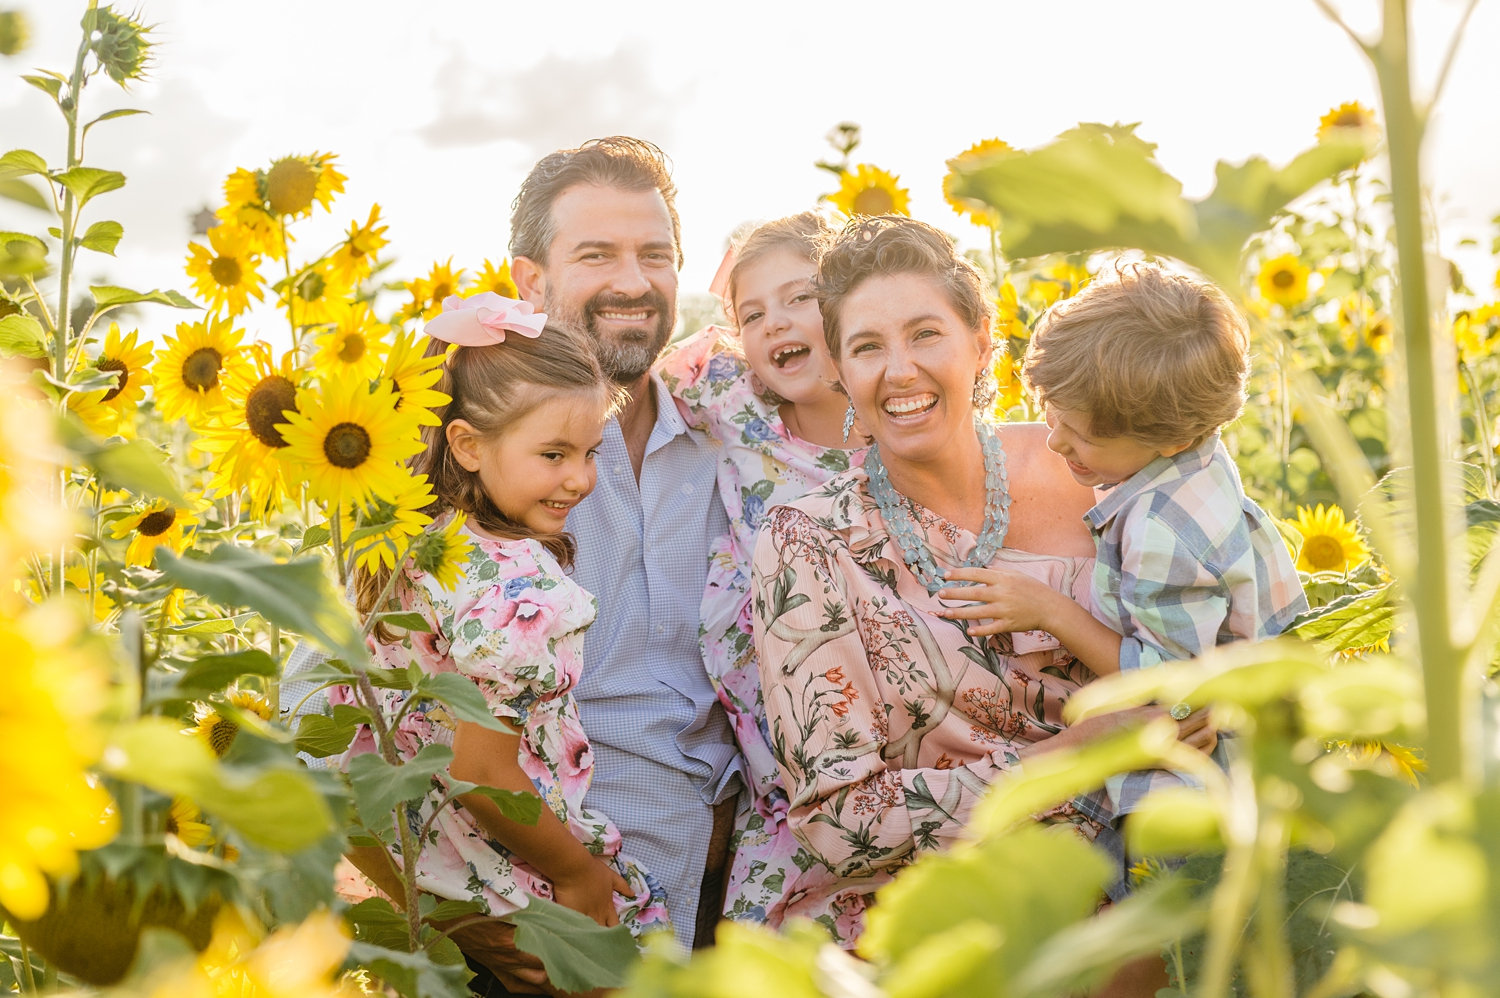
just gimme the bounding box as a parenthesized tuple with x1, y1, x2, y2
(164, 810, 180, 835)
(852, 187, 894, 215)
(207, 716, 239, 757)
(1303, 535, 1345, 572)
(296, 271, 327, 303)
(137, 508, 177, 536)
(389, 377, 405, 410)
(323, 422, 372, 468)
(338, 334, 366, 363)
(97, 356, 129, 402)
(245, 375, 298, 448)
(1333, 111, 1364, 128)
(182, 347, 222, 392)
(209, 255, 242, 287)
(1272, 269, 1297, 290)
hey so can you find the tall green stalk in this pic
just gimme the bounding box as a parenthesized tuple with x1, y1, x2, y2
(1374, 0, 1468, 787)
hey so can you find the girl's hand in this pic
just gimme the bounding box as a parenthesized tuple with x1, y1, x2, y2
(935, 566, 1067, 636)
(551, 858, 636, 928)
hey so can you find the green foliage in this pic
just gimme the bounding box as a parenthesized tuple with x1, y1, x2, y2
(507, 898, 641, 992)
(155, 544, 363, 661)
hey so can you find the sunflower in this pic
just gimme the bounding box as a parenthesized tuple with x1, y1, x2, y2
(166, 797, 214, 848)
(185, 223, 265, 316)
(380, 327, 451, 426)
(402, 258, 467, 321)
(410, 511, 472, 590)
(1337, 297, 1392, 354)
(828, 164, 911, 218)
(1032, 260, 1091, 307)
(1454, 311, 1499, 366)
(311, 302, 389, 382)
(110, 495, 203, 567)
(942, 138, 1013, 228)
(1287, 503, 1370, 574)
(991, 354, 1025, 416)
(153, 315, 252, 425)
(277, 376, 426, 510)
(0, 608, 117, 920)
(218, 168, 286, 261)
(328, 204, 390, 287)
(280, 262, 353, 330)
(340, 470, 436, 575)
(91, 322, 154, 430)
(190, 704, 240, 758)
(229, 687, 273, 722)
(1256, 254, 1311, 309)
(1317, 101, 1380, 146)
(263, 152, 346, 219)
(194, 342, 304, 516)
(474, 258, 518, 298)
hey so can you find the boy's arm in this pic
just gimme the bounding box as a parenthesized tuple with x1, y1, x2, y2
(938, 566, 1123, 677)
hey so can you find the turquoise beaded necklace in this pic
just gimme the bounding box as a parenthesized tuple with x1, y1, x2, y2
(865, 418, 1012, 595)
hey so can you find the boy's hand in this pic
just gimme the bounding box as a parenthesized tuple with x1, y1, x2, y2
(935, 566, 1068, 636)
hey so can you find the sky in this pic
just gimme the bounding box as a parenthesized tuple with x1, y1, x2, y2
(2, 0, 1497, 344)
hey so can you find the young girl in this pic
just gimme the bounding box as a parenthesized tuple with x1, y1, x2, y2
(657, 212, 866, 923)
(337, 293, 669, 940)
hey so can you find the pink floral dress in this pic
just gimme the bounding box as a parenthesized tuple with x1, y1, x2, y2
(751, 465, 1115, 947)
(336, 516, 670, 936)
(657, 326, 866, 924)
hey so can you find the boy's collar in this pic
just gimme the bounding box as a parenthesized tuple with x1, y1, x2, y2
(1083, 433, 1221, 530)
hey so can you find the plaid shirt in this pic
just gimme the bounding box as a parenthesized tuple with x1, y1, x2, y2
(1088, 433, 1306, 821)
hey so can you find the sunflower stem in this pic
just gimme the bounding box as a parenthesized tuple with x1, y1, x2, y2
(332, 501, 348, 591)
(17, 936, 37, 993)
(1371, 0, 1471, 787)
(279, 216, 298, 346)
(1426, 0, 1481, 116)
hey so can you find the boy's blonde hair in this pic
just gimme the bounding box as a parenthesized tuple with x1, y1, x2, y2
(1022, 262, 1249, 447)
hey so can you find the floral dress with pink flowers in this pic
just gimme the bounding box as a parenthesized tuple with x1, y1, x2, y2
(750, 464, 1116, 948)
(657, 326, 866, 924)
(335, 516, 670, 936)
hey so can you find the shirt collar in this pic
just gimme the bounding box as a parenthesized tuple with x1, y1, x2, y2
(1083, 432, 1221, 531)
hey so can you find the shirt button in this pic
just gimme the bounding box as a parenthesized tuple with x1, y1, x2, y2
(655, 624, 666, 636)
(615, 465, 627, 475)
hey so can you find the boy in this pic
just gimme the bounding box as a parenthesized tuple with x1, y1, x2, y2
(936, 262, 1306, 813)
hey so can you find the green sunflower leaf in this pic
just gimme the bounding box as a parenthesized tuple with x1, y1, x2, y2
(294, 704, 370, 758)
(155, 544, 364, 662)
(21, 74, 63, 101)
(167, 648, 279, 698)
(52, 166, 125, 207)
(506, 898, 639, 992)
(90, 284, 199, 310)
(79, 219, 124, 255)
(346, 743, 452, 838)
(344, 940, 472, 998)
(0, 176, 49, 211)
(1287, 582, 1397, 654)
(0, 312, 48, 358)
(370, 610, 431, 632)
(56, 420, 186, 504)
(410, 672, 513, 733)
(104, 717, 334, 852)
(439, 780, 541, 826)
(0, 148, 49, 177)
(82, 107, 149, 137)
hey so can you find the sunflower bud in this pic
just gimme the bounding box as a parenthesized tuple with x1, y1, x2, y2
(87, 5, 154, 86)
(0, 9, 30, 57)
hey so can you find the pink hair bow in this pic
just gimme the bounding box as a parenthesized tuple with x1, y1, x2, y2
(424, 292, 547, 346)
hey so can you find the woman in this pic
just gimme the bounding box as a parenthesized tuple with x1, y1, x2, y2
(750, 216, 1211, 958)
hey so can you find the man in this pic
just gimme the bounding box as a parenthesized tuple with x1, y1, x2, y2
(336, 137, 740, 994)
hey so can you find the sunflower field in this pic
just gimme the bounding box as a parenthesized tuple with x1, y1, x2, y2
(2, 2, 1499, 997)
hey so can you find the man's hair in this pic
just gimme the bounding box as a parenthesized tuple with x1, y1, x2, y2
(1022, 261, 1250, 447)
(724, 211, 836, 326)
(508, 136, 682, 267)
(813, 215, 993, 358)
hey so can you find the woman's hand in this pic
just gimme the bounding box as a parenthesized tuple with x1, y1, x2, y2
(935, 565, 1067, 636)
(551, 857, 636, 928)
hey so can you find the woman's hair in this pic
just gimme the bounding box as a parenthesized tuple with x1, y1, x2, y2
(1022, 261, 1249, 446)
(355, 323, 626, 641)
(813, 215, 994, 358)
(723, 211, 836, 327)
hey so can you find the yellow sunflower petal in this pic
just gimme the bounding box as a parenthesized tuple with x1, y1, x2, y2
(828, 164, 910, 218)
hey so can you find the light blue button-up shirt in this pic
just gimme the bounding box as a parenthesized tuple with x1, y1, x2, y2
(566, 372, 740, 949)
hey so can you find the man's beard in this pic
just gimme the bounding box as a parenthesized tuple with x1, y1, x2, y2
(551, 290, 674, 384)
